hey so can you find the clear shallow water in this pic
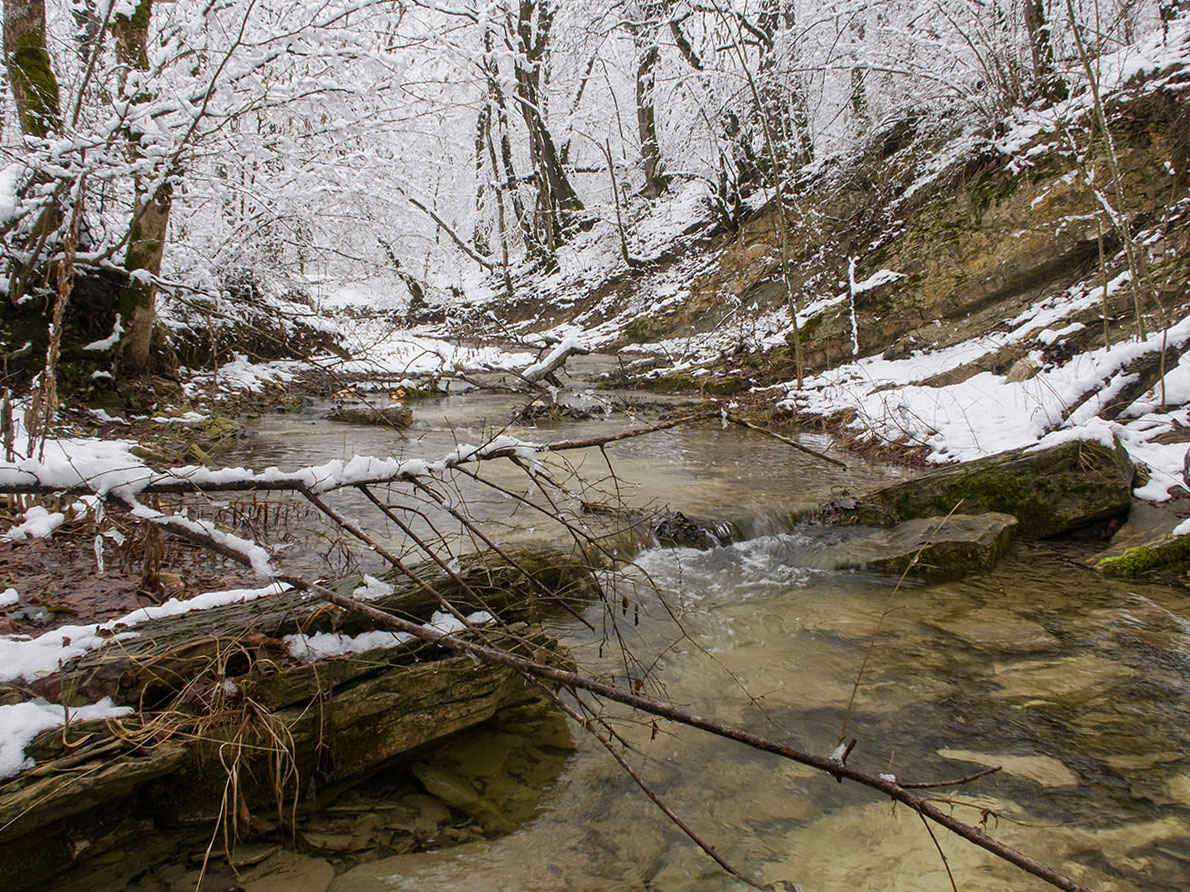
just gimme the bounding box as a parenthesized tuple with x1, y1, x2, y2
(218, 392, 1190, 892)
(218, 391, 882, 575)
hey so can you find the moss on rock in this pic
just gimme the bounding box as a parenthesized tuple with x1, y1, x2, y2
(1096, 535, 1190, 578)
(839, 439, 1133, 539)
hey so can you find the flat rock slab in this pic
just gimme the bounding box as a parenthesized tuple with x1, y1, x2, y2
(811, 513, 1017, 577)
(937, 748, 1079, 788)
(838, 439, 1134, 539)
(924, 607, 1060, 653)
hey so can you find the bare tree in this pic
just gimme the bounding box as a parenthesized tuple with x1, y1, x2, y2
(1024, 0, 1067, 102)
(510, 0, 585, 255)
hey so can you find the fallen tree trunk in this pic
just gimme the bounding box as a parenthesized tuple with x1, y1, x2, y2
(35, 547, 598, 707)
(0, 548, 597, 892)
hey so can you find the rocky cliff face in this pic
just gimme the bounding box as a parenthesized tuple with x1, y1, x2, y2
(673, 79, 1190, 381)
(515, 67, 1190, 394)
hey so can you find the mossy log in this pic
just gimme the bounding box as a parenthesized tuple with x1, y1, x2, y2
(36, 547, 598, 707)
(836, 439, 1134, 539)
(329, 403, 414, 426)
(0, 548, 596, 891)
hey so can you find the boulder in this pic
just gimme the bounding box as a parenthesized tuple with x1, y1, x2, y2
(839, 439, 1134, 539)
(811, 513, 1017, 577)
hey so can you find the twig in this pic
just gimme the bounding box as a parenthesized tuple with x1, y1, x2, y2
(724, 412, 847, 469)
(900, 766, 1002, 790)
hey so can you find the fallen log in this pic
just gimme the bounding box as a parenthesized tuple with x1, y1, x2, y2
(328, 403, 413, 426)
(35, 547, 598, 707)
(0, 548, 597, 892)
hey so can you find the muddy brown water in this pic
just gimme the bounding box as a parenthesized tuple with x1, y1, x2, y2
(203, 389, 1190, 891)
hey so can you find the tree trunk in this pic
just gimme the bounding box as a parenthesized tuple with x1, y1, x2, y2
(631, 2, 669, 198)
(849, 19, 870, 133)
(1023, 0, 1067, 103)
(113, 0, 172, 376)
(511, 0, 582, 254)
(2, 0, 61, 139)
(756, 0, 812, 177)
(482, 26, 533, 249)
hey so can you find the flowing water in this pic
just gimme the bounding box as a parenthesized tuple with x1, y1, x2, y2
(216, 388, 1190, 892)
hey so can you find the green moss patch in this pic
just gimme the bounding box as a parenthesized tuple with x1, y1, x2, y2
(1096, 535, 1190, 578)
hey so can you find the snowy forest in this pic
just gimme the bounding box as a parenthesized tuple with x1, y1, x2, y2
(1, 1, 1189, 890)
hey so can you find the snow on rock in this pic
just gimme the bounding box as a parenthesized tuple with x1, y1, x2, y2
(0, 697, 133, 779)
(2, 505, 65, 541)
(773, 298, 1190, 524)
(183, 354, 300, 397)
(0, 588, 17, 607)
(151, 412, 207, 424)
(851, 269, 905, 294)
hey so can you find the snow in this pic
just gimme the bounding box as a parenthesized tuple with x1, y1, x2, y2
(851, 269, 905, 295)
(0, 435, 151, 500)
(284, 628, 414, 661)
(352, 574, 395, 601)
(778, 307, 1190, 508)
(0, 697, 133, 779)
(83, 315, 124, 352)
(0, 583, 287, 684)
(0, 163, 23, 227)
(521, 334, 589, 380)
(1037, 322, 1086, 345)
(283, 610, 493, 662)
(0, 589, 17, 608)
(183, 355, 299, 397)
(130, 505, 276, 577)
(152, 412, 207, 424)
(2, 506, 65, 542)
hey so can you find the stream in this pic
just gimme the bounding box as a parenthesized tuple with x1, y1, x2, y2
(209, 384, 1190, 892)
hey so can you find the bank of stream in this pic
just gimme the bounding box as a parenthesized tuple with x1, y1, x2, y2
(102, 380, 1190, 892)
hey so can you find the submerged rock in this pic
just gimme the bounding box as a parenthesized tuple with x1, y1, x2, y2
(811, 512, 1017, 577)
(239, 851, 335, 892)
(411, 763, 516, 834)
(937, 748, 1079, 788)
(833, 439, 1134, 539)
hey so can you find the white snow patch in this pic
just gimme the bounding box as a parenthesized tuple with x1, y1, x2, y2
(2, 506, 65, 542)
(352, 574, 394, 602)
(0, 697, 132, 779)
(283, 610, 494, 663)
(83, 315, 123, 352)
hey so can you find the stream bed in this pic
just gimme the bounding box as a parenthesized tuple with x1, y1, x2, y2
(198, 389, 1190, 891)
